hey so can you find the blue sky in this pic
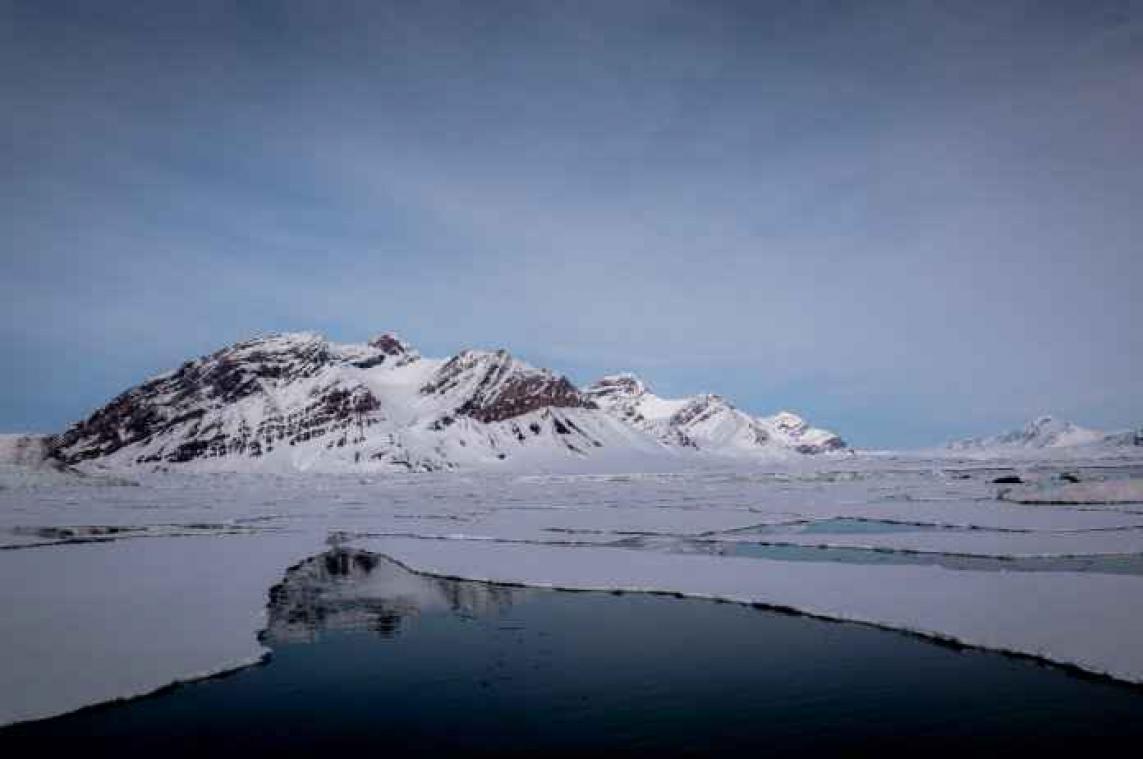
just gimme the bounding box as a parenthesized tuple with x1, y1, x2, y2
(2, 0, 1141, 447)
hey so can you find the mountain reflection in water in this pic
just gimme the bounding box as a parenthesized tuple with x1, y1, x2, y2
(265, 548, 526, 643)
(6, 547, 1143, 754)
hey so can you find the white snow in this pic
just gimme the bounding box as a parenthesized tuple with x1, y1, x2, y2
(360, 535, 1143, 684)
(3, 454, 1143, 726)
(0, 532, 321, 726)
(741, 528, 1143, 558)
(1001, 479, 1143, 505)
(54, 334, 690, 474)
(584, 374, 846, 457)
(946, 416, 1141, 457)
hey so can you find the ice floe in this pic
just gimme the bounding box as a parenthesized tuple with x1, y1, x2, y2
(2, 456, 1143, 726)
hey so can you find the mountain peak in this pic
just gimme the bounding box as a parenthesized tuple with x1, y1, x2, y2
(586, 373, 649, 401)
(947, 415, 1128, 452)
(766, 411, 809, 434)
(584, 375, 843, 456)
(367, 332, 414, 356)
(47, 330, 849, 471)
(421, 349, 595, 424)
(225, 331, 326, 355)
(339, 332, 419, 369)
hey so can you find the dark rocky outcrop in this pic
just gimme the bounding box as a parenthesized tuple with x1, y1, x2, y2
(351, 333, 418, 369)
(51, 333, 386, 465)
(43, 331, 849, 470)
(421, 350, 595, 424)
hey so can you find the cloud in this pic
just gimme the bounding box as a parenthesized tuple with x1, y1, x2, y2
(2, 0, 1141, 445)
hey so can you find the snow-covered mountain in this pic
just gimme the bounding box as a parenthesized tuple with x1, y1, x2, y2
(947, 416, 1142, 454)
(50, 332, 659, 472)
(585, 373, 845, 456)
(47, 332, 845, 472)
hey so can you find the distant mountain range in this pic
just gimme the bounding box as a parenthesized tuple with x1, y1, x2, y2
(946, 416, 1142, 454)
(585, 374, 843, 455)
(44, 332, 846, 472)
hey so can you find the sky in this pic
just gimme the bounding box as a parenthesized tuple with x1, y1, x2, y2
(2, 0, 1141, 448)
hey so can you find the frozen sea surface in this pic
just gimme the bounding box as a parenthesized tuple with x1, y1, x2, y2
(6, 550, 1143, 752)
(2, 456, 1143, 725)
(0, 533, 321, 726)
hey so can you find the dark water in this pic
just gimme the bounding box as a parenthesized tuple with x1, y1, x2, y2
(5, 550, 1143, 755)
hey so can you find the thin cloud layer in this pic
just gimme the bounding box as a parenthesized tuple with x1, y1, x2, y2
(2, 1, 1141, 446)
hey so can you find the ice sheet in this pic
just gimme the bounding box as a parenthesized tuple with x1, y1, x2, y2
(732, 529, 1143, 557)
(0, 532, 323, 726)
(1002, 479, 1143, 505)
(2, 456, 1143, 726)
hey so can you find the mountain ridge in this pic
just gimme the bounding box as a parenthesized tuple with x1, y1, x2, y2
(947, 415, 1142, 454)
(46, 331, 847, 472)
(584, 373, 845, 456)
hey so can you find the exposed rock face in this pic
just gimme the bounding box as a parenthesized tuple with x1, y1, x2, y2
(368, 333, 412, 357)
(52, 333, 391, 465)
(421, 350, 595, 424)
(765, 410, 848, 454)
(348, 333, 419, 369)
(585, 374, 845, 456)
(48, 333, 632, 471)
(46, 332, 847, 471)
(585, 374, 647, 409)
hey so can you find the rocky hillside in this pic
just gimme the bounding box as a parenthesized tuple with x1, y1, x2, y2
(48, 333, 846, 472)
(586, 373, 845, 456)
(50, 333, 652, 471)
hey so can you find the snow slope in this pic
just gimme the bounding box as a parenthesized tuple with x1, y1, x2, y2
(50, 334, 655, 472)
(47, 333, 843, 473)
(585, 373, 845, 456)
(947, 416, 1142, 456)
(0, 533, 320, 726)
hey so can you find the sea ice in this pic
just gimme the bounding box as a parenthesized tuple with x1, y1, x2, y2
(0, 532, 322, 726)
(2, 455, 1143, 726)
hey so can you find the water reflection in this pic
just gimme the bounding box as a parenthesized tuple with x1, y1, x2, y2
(265, 548, 526, 643)
(7, 547, 1143, 752)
